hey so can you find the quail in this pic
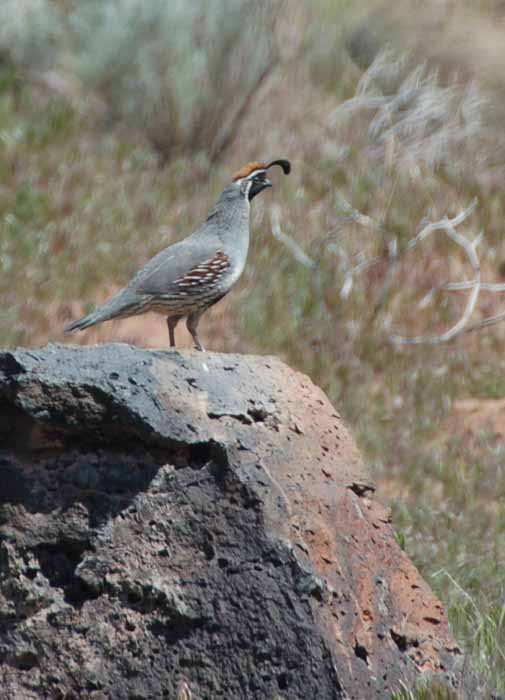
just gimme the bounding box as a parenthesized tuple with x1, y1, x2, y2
(64, 159, 291, 351)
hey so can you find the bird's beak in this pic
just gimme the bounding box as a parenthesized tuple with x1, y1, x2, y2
(249, 177, 272, 200)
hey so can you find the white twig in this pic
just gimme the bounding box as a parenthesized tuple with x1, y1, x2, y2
(438, 281, 505, 293)
(278, 190, 505, 342)
(403, 199, 478, 254)
(432, 569, 480, 613)
(333, 197, 481, 343)
(463, 310, 505, 335)
(390, 200, 480, 344)
(341, 255, 383, 299)
(335, 191, 395, 299)
(335, 192, 387, 236)
(270, 205, 317, 270)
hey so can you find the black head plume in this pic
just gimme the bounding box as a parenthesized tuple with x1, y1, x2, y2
(266, 159, 291, 175)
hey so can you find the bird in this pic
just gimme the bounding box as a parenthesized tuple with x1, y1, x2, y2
(64, 158, 291, 351)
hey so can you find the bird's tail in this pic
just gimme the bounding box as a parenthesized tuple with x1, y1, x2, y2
(64, 291, 140, 333)
(64, 309, 107, 333)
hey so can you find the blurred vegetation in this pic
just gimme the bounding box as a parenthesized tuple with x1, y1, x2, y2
(68, 0, 282, 163)
(1, 1, 505, 698)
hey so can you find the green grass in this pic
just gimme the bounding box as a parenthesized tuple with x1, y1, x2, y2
(392, 682, 458, 700)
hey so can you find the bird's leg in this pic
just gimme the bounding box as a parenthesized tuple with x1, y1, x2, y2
(166, 316, 182, 348)
(186, 311, 205, 352)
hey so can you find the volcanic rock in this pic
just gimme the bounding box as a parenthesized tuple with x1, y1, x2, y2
(0, 344, 465, 699)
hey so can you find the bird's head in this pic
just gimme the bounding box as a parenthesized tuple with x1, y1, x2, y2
(232, 159, 291, 201)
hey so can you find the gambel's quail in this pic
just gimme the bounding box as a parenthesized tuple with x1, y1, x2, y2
(65, 159, 290, 351)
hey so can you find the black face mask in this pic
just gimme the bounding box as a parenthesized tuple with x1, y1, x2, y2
(248, 175, 272, 200)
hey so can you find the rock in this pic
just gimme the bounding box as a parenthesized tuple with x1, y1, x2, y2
(0, 344, 464, 699)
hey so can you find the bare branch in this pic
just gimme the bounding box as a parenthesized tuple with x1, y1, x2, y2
(280, 186, 505, 343)
(463, 310, 505, 335)
(390, 203, 481, 345)
(332, 196, 481, 343)
(269, 205, 317, 270)
(335, 191, 390, 236)
(340, 255, 382, 299)
(435, 281, 505, 293)
(210, 54, 278, 163)
(334, 191, 397, 300)
(403, 199, 478, 254)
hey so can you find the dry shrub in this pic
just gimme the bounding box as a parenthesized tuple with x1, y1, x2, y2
(330, 51, 494, 179)
(0, 0, 285, 164)
(68, 0, 283, 164)
(0, 0, 62, 69)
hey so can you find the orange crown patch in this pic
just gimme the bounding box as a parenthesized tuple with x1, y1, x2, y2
(232, 161, 266, 181)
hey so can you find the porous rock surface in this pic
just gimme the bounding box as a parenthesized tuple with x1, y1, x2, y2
(0, 344, 462, 699)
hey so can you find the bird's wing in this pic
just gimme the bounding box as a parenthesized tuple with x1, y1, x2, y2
(133, 232, 225, 296)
